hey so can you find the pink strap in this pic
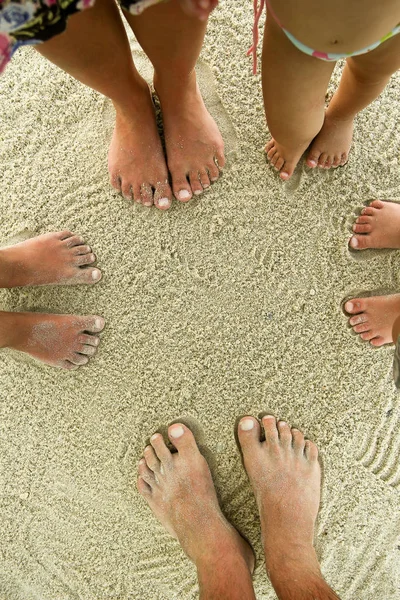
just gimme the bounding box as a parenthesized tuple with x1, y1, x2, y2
(246, 0, 265, 75)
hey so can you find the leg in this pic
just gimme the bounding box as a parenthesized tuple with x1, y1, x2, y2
(349, 200, 400, 250)
(344, 294, 400, 347)
(137, 423, 255, 600)
(0, 231, 101, 288)
(124, 0, 225, 201)
(307, 34, 400, 169)
(262, 15, 335, 180)
(238, 416, 340, 600)
(0, 312, 105, 369)
(36, 0, 173, 209)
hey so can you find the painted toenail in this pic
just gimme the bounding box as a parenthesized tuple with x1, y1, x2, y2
(346, 302, 353, 312)
(92, 269, 101, 281)
(240, 418, 254, 431)
(279, 421, 287, 426)
(170, 425, 184, 438)
(178, 190, 191, 200)
(194, 190, 202, 196)
(308, 160, 317, 167)
(95, 318, 103, 330)
(350, 236, 358, 248)
(143, 202, 152, 207)
(158, 197, 170, 208)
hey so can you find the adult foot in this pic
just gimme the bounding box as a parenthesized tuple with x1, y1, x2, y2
(0, 312, 105, 369)
(238, 416, 322, 582)
(265, 138, 308, 181)
(154, 71, 225, 202)
(306, 112, 353, 169)
(349, 200, 400, 250)
(344, 294, 400, 346)
(137, 423, 254, 572)
(0, 231, 102, 288)
(109, 78, 173, 211)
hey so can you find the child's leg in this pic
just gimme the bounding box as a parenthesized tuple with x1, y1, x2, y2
(262, 15, 335, 180)
(307, 34, 400, 169)
(124, 0, 225, 201)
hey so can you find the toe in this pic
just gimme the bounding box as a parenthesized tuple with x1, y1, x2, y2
(355, 215, 373, 225)
(199, 170, 211, 190)
(207, 162, 220, 182)
(291, 428, 305, 453)
(121, 181, 132, 201)
(361, 207, 375, 216)
(339, 153, 347, 166)
(277, 421, 292, 446)
(266, 147, 277, 161)
(73, 245, 92, 256)
(69, 353, 90, 366)
(349, 235, 370, 250)
(150, 433, 173, 467)
(144, 445, 161, 472)
(352, 223, 372, 234)
(173, 175, 192, 203)
(306, 150, 320, 168)
(57, 230, 74, 240)
(78, 333, 100, 347)
(370, 336, 386, 347)
(361, 331, 377, 341)
(65, 235, 85, 248)
(323, 157, 333, 169)
(215, 149, 225, 170)
(60, 360, 80, 370)
(75, 253, 96, 267)
(77, 344, 97, 356)
(275, 157, 285, 171)
(140, 183, 154, 207)
(167, 423, 199, 455)
(154, 181, 173, 211)
(318, 152, 328, 167)
(81, 316, 105, 333)
(265, 140, 274, 153)
(332, 155, 341, 167)
(262, 415, 279, 444)
(280, 163, 295, 181)
(370, 200, 385, 209)
(238, 416, 262, 453)
(138, 458, 156, 487)
(110, 173, 122, 192)
(188, 171, 203, 196)
(137, 476, 152, 496)
(353, 323, 371, 334)
(344, 299, 365, 315)
(304, 440, 318, 461)
(78, 267, 102, 284)
(349, 313, 368, 326)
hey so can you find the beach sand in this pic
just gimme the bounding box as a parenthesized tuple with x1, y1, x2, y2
(1, 1, 400, 598)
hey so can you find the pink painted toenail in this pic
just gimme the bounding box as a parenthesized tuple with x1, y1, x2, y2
(92, 269, 101, 281)
(158, 197, 170, 208)
(346, 302, 353, 312)
(350, 236, 358, 248)
(308, 160, 317, 167)
(170, 425, 184, 438)
(178, 190, 191, 200)
(240, 418, 254, 431)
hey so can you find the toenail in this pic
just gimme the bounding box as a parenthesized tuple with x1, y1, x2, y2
(92, 269, 101, 281)
(158, 197, 170, 208)
(170, 425, 184, 438)
(308, 160, 317, 167)
(178, 190, 191, 200)
(143, 202, 152, 207)
(150, 433, 161, 442)
(240, 418, 254, 431)
(95, 318, 103, 330)
(346, 302, 353, 312)
(93, 337, 100, 346)
(278, 421, 287, 426)
(194, 190, 202, 196)
(349, 236, 358, 248)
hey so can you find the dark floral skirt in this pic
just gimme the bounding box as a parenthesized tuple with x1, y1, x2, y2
(0, 0, 163, 74)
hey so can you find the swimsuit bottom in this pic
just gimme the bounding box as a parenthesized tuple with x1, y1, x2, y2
(0, 0, 164, 74)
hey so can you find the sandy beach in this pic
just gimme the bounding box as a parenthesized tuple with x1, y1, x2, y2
(1, 1, 400, 598)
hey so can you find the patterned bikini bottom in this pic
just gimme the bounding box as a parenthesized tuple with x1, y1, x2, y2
(0, 0, 164, 74)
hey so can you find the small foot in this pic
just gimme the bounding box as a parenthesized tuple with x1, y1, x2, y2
(344, 294, 400, 346)
(265, 138, 307, 181)
(306, 112, 353, 169)
(349, 200, 400, 250)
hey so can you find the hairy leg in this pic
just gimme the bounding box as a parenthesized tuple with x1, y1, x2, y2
(307, 33, 400, 168)
(262, 15, 334, 180)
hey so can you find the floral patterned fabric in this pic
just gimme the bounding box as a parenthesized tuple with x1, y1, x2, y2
(0, 0, 163, 74)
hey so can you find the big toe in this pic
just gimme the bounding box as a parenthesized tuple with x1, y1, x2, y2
(168, 423, 199, 455)
(306, 150, 320, 168)
(349, 234, 372, 250)
(81, 315, 105, 333)
(344, 299, 365, 315)
(238, 416, 261, 455)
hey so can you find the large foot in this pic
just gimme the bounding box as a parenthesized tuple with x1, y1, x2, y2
(349, 200, 400, 250)
(0, 231, 101, 288)
(137, 423, 254, 571)
(238, 416, 322, 583)
(344, 294, 400, 346)
(0, 312, 105, 369)
(265, 138, 308, 181)
(155, 72, 225, 202)
(306, 112, 353, 169)
(109, 78, 173, 211)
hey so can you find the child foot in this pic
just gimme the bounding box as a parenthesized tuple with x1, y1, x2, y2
(265, 138, 308, 181)
(109, 79, 173, 211)
(306, 112, 353, 169)
(154, 72, 225, 202)
(349, 200, 400, 250)
(238, 415, 321, 577)
(137, 423, 254, 572)
(0, 312, 105, 369)
(0, 231, 102, 288)
(344, 294, 400, 346)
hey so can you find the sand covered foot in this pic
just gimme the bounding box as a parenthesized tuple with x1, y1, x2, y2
(265, 138, 308, 181)
(306, 113, 353, 169)
(238, 415, 325, 587)
(0, 231, 101, 288)
(109, 79, 173, 211)
(349, 200, 400, 250)
(345, 294, 400, 346)
(154, 72, 225, 202)
(0, 312, 105, 369)
(137, 423, 254, 572)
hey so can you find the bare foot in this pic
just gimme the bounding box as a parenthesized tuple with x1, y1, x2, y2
(137, 423, 254, 573)
(349, 200, 400, 250)
(108, 78, 173, 211)
(0, 312, 105, 369)
(306, 112, 353, 169)
(154, 72, 225, 202)
(265, 138, 308, 181)
(344, 294, 400, 346)
(0, 231, 102, 288)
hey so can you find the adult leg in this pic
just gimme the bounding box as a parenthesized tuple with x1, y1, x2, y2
(36, 0, 173, 209)
(124, 0, 225, 202)
(137, 423, 255, 600)
(262, 15, 335, 180)
(307, 34, 400, 168)
(238, 415, 340, 600)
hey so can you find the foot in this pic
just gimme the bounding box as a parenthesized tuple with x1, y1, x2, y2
(344, 294, 400, 346)
(265, 138, 308, 181)
(137, 423, 254, 572)
(349, 200, 400, 250)
(0, 231, 101, 288)
(306, 112, 353, 169)
(109, 78, 173, 211)
(238, 415, 321, 581)
(0, 312, 105, 369)
(154, 71, 225, 202)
